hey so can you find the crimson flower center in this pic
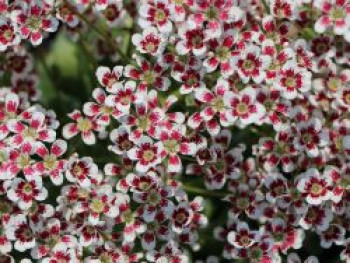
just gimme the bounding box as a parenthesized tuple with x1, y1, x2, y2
(72, 163, 85, 177)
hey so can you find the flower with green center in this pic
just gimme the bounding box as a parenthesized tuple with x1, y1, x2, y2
(164, 139, 179, 154)
(43, 154, 57, 170)
(205, 6, 219, 20)
(264, 99, 274, 111)
(143, 70, 155, 84)
(148, 189, 161, 205)
(212, 97, 225, 112)
(3, 29, 14, 41)
(236, 102, 249, 115)
(315, 0, 350, 36)
(138, 116, 150, 130)
(331, 7, 345, 20)
(17, 154, 31, 169)
(327, 77, 340, 92)
(0, 199, 12, 215)
(216, 46, 230, 61)
(142, 150, 155, 162)
(297, 168, 332, 205)
(23, 127, 38, 140)
(26, 17, 42, 30)
(77, 118, 92, 132)
(243, 60, 255, 71)
(284, 77, 297, 88)
(90, 199, 105, 214)
(23, 183, 33, 194)
(236, 196, 249, 210)
(310, 183, 323, 195)
(122, 209, 134, 224)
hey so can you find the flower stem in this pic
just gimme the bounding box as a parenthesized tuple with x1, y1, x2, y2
(62, 0, 131, 64)
(182, 184, 228, 198)
(261, 0, 270, 14)
(127, 20, 135, 57)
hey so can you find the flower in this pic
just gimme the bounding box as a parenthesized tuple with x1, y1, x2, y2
(6, 177, 48, 210)
(314, 0, 350, 41)
(7, 111, 56, 147)
(95, 65, 123, 92)
(296, 168, 334, 205)
(157, 127, 196, 173)
(139, 0, 173, 33)
(171, 203, 193, 233)
(275, 61, 312, 99)
(1, 0, 350, 261)
(127, 136, 165, 173)
(176, 25, 207, 56)
(124, 57, 170, 92)
(224, 87, 266, 127)
(203, 31, 237, 75)
(254, 129, 297, 173)
(187, 0, 244, 38)
(65, 156, 100, 187)
(75, 185, 120, 225)
(189, 79, 231, 135)
(63, 110, 101, 145)
(293, 118, 329, 157)
(227, 222, 259, 249)
(231, 45, 272, 84)
(83, 87, 124, 125)
(11, 3, 58, 45)
(33, 140, 67, 185)
(5, 214, 36, 252)
(102, 0, 125, 26)
(0, 19, 20, 51)
(132, 26, 166, 56)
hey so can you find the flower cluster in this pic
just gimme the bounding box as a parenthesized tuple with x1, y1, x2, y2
(0, 0, 350, 262)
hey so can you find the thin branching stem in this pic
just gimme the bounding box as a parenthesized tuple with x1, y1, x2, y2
(261, 0, 270, 14)
(182, 185, 228, 198)
(62, 0, 131, 64)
